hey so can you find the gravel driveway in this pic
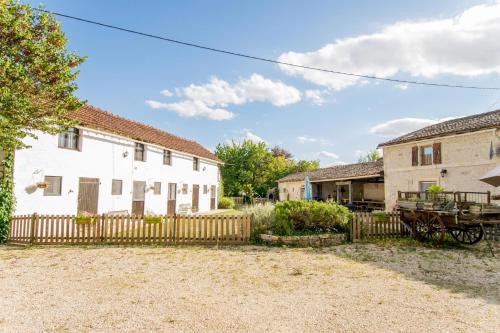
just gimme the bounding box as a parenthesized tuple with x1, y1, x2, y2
(0, 242, 498, 333)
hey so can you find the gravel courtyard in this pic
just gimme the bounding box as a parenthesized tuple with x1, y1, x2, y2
(0, 242, 498, 333)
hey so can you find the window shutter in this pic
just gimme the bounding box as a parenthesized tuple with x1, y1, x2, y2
(433, 142, 442, 164)
(411, 146, 418, 166)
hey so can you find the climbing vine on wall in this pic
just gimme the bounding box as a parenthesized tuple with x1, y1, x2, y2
(0, 151, 14, 243)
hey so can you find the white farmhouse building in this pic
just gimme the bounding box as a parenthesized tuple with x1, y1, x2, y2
(9, 105, 221, 216)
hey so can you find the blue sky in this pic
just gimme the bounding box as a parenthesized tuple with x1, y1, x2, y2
(28, 0, 500, 165)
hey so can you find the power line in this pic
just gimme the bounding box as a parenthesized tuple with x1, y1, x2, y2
(35, 8, 500, 91)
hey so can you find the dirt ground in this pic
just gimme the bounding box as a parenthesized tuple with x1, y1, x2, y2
(0, 241, 498, 333)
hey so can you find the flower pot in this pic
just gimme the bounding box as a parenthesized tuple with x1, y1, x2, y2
(75, 216, 94, 224)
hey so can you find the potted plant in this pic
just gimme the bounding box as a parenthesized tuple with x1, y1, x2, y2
(36, 181, 48, 189)
(75, 213, 94, 224)
(144, 215, 163, 224)
(424, 185, 445, 211)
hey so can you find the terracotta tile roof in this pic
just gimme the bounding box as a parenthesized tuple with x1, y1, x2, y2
(278, 159, 384, 183)
(68, 105, 220, 162)
(378, 109, 500, 147)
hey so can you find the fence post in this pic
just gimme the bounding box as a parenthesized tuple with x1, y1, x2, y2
(173, 213, 177, 245)
(100, 214, 106, 243)
(29, 213, 38, 245)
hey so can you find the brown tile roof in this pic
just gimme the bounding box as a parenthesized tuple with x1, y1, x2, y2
(378, 109, 500, 147)
(278, 159, 384, 183)
(68, 105, 220, 162)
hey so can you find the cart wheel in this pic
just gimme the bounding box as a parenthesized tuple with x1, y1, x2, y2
(415, 212, 445, 243)
(449, 225, 483, 245)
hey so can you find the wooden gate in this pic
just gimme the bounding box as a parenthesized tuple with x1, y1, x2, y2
(132, 181, 146, 216)
(210, 185, 216, 210)
(77, 178, 99, 214)
(192, 184, 200, 213)
(167, 183, 177, 216)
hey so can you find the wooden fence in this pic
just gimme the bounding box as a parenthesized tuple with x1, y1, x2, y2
(8, 214, 252, 246)
(350, 212, 409, 242)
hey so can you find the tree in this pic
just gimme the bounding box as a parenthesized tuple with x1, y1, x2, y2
(0, 1, 85, 151)
(271, 146, 293, 159)
(215, 140, 319, 198)
(0, 1, 84, 242)
(358, 149, 381, 163)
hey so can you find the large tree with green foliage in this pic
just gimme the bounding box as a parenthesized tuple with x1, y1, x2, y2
(215, 141, 319, 198)
(0, 1, 85, 150)
(358, 149, 382, 163)
(0, 0, 85, 242)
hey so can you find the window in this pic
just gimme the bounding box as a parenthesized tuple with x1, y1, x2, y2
(58, 127, 80, 150)
(153, 182, 161, 195)
(182, 184, 188, 194)
(163, 150, 172, 165)
(193, 157, 199, 171)
(203, 185, 208, 194)
(134, 143, 146, 161)
(419, 181, 437, 192)
(111, 179, 123, 195)
(43, 176, 62, 196)
(420, 146, 433, 166)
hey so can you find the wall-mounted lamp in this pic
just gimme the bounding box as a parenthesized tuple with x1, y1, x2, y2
(123, 151, 129, 158)
(440, 168, 447, 178)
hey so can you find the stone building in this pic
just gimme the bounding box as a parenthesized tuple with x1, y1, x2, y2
(379, 110, 500, 210)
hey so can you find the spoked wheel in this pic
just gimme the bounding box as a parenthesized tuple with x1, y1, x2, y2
(448, 225, 483, 245)
(414, 212, 445, 243)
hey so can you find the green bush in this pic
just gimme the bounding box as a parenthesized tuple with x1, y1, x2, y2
(273, 200, 352, 236)
(243, 203, 275, 241)
(218, 197, 235, 209)
(426, 184, 444, 193)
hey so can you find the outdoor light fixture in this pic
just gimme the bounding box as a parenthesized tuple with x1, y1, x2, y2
(440, 168, 447, 178)
(123, 151, 129, 158)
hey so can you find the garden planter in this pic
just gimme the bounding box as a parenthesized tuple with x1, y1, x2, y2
(144, 216, 163, 224)
(470, 204, 500, 215)
(397, 200, 420, 210)
(75, 216, 94, 224)
(36, 182, 48, 189)
(259, 233, 345, 247)
(423, 202, 444, 211)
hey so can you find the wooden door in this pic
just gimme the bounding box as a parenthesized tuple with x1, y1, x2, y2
(210, 185, 216, 210)
(132, 181, 146, 216)
(77, 177, 99, 215)
(167, 183, 177, 216)
(192, 184, 200, 213)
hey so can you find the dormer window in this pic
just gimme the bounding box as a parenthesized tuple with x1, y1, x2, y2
(134, 143, 146, 161)
(58, 127, 80, 150)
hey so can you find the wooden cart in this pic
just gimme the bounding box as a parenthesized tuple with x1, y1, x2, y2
(396, 191, 499, 244)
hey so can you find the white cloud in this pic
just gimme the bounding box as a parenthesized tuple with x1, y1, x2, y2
(278, 3, 500, 90)
(318, 150, 339, 159)
(160, 89, 174, 97)
(305, 89, 325, 106)
(243, 130, 265, 143)
(225, 129, 266, 144)
(395, 83, 409, 91)
(145, 100, 233, 121)
(297, 135, 332, 146)
(369, 117, 457, 137)
(147, 74, 301, 120)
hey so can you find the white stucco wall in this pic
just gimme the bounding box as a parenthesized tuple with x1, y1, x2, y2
(12, 128, 219, 215)
(382, 129, 500, 210)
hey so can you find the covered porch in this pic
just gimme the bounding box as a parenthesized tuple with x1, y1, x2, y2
(310, 176, 385, 211)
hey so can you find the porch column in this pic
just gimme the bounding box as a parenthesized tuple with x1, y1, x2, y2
(348, 182, 353, 204)
(336, 184, 341, 204)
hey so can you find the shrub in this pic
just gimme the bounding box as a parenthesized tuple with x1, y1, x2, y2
(273, 200, 352, 236)
(372, 210, 390, 222)
(218, 197, 235, 209)
(427, 184, 444, 193)
(243, 202, 275, 241)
